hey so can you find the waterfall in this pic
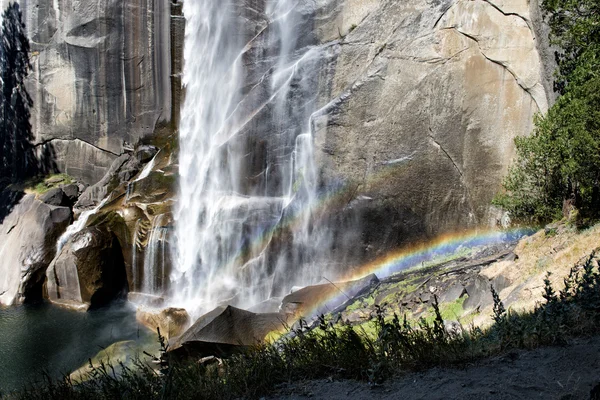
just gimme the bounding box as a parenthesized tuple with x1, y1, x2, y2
(126, 151, 159, 202)
(56, 198, 109, 254)
(173, 0, 329, 316)
(142, 214, 168, 295)
(131, 219, 141, 291)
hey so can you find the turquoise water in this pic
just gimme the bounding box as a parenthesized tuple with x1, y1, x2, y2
(0, 303, 155, 393)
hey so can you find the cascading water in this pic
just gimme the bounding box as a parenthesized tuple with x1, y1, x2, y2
(56, 198, 109, 253)
(142, 214, 168, 294)
(173, 0, 330, 317)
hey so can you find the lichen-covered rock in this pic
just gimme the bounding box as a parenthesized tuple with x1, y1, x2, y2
(46, 226, 128, 309)
(0, 193, 72, 305)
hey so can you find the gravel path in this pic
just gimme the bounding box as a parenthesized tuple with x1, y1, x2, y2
(271, 336, 600, 400)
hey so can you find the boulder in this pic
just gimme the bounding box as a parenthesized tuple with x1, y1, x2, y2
(0, 193, 72, 305)
(46, 226, 128, 309)
(60, 184, 80, 203)
(172, 306, 288, 359)
(39, 187, 70, 207)
(136, 307, 190, 339)
(70, 338, 157, 383)
(281, 274, 379, 318)
(439, 283, 467, 304)
(463, 276, 494, 311)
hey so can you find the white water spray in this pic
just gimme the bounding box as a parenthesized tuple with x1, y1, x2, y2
(173, 0, 329, 317)
(56, 198, 109, 254)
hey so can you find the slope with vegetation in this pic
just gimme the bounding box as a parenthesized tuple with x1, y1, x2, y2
(495, 0, 600, 224)
(4, 242, 600, 400)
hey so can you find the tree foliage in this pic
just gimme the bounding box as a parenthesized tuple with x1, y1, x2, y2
(495, 0, 600, 223)
(0, 2, 33, 183)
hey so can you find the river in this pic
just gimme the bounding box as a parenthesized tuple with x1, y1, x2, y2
(0, 303, 154, 392)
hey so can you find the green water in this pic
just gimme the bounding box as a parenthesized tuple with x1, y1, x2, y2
(0, 303, 155, 393)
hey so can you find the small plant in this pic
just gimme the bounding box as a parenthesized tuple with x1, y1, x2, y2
(491, 285, 506, 326)
(543, 272, 558, 304)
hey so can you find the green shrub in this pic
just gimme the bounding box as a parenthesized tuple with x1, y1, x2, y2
(494, 0, 600, 223)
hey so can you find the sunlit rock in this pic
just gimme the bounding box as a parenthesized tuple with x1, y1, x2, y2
(0, 193, 72, 306)
(136, 307, 190, 339)
(281, 274, 380, 319)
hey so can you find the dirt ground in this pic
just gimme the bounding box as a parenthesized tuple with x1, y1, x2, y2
(270, 336, 600, 400)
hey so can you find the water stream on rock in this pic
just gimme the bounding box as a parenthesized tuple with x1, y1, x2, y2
(172, 0, 329, 317)
(56, 198, 109, 254)
(142, 214, 168, 294)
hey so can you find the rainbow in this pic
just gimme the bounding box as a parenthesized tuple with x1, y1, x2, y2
(176, 153, 534, 317)
(223, 159, 420, 270)
(343, 227, 533, 282)
(295, 227, 534, 319)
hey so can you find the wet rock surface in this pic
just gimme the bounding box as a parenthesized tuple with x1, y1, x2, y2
(136, 306, 190, 339)
(46, 226, 128, 309)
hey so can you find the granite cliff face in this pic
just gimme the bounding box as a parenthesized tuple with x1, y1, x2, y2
(184, 0, 553, 266)
(3, 0, 183, 184)
(314, 0, 553, 255)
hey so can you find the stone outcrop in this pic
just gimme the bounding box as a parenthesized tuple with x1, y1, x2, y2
(46, 225, 128, 309)
(6, 0, 184, 184)
(172, 306, 289, 359)
(0, 193, 72, 305)
(136, 306, 190, 339)
(281, 274, 380, 318)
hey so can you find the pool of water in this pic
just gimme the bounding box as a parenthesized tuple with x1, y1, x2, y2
(0, 302, 155, 392)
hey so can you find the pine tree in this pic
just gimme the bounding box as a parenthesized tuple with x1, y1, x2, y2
(494, 1, 600, 222)
(0, 2, 32, 182)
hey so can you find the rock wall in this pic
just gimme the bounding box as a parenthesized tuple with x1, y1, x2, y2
(226, 0, 552, 262)
(0, 0, 554, 306)
(4, 0, 183, 184)
(314, 0, 552, 254)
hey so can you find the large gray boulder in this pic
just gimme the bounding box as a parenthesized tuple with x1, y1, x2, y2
(46, 226, 128, 309)
(0, 193, 72, 305)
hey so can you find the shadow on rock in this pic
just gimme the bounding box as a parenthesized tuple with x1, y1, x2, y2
(0, 184, 24, 225)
